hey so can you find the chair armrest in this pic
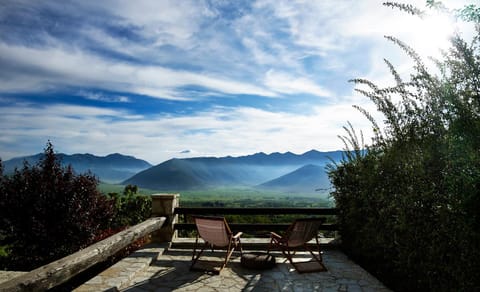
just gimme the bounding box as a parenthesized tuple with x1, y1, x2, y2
(270, 232, 282, 239)
(233, 232, 243, 239)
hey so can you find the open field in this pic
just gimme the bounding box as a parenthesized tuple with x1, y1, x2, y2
(98, 183, 334, 208)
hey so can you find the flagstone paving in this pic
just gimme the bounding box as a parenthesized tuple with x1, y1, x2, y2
(75, 243, 391, 292)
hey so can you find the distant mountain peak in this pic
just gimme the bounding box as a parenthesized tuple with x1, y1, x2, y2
(257, 163, 329, 193)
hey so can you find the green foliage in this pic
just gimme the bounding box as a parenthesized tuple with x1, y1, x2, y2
(386, 1, 480, 23)
(107, 184, 152, 229)
(0, 142, 115, 270)
(329, 6, 480, 291)
(426, 0, 480, 23)
(0, 242, 9, 258)
(383, 2, 425, 17)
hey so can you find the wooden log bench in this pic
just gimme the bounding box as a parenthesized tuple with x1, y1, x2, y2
(0, 217, 166, 292)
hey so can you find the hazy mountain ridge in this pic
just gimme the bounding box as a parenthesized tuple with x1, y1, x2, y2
(219, 149, 343, 165)
(2, 153, 152, 183)
(3, 150, 344, 192)
(257, 164, 330, 192)
(123, 150, 343, 192)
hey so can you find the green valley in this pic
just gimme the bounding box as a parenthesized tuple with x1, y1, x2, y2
(98, 183, 333, 208)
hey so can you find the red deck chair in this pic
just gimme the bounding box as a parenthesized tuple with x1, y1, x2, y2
(191, 216, 243, 274)
(267, 217, 326, 273)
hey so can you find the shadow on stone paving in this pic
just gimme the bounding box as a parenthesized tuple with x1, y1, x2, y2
(121, 249, 237, 291)
(120, 249, 391, 292)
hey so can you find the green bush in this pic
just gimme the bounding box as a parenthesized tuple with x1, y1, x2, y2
(108, 184, 152, 229)
(0, 142, 115, 270)
(328, 4, 480, 291)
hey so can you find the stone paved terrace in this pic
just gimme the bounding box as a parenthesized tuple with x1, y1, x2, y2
(75, 243, 391, 292)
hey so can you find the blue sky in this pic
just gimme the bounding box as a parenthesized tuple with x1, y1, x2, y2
(0, 0, 474, 164)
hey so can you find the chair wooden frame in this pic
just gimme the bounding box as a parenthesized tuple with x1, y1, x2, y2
(267, 217, 326, 273)
(190, 216, 243, 274)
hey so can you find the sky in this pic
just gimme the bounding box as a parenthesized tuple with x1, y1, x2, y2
(0, 0, 475, 165)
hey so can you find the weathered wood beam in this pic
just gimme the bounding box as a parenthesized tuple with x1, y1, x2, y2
(0, 217, 166, 292)
(174, 207, 338, 215)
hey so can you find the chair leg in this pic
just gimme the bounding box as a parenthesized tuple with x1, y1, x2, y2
(304, 244, 322, 263)
(191, 236, 208, 270)
(192, 239, 243, 273)
(269, 238, 293, 264)
(221, 242, 234, 271)
(191, 235, 199, 263)
(272, 241, 294, 265)
(300, 235, 323, 266)
(308, 235, 323, 262)
(267, 237, 277, 255)
(237, 238, 243, 255)
(219, 238, 243, 272)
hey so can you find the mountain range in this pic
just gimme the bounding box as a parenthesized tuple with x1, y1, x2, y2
(2, 153, 152, 183)
(123, 150, 343, 193)
(2, 150, 343, 193)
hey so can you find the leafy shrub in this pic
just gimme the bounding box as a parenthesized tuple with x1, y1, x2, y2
(108, 184, 152, 229)
(328, 3, 480, 291)
(0, 142, 115, 270)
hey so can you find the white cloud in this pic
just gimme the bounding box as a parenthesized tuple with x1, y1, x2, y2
(80, 0, 212, 49)
(247, 0, 475, 90)
(264, 70, 332, 97)
(241, 37, 277, 65)
(0, 100, 378, 164)
(255, 0, 353, 53)
(0, 43, 275, 99)
(78, 91, 131, 103)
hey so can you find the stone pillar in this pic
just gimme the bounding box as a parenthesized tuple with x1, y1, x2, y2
(151, 193, 180, 243)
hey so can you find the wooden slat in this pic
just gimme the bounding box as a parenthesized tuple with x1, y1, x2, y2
(175, 223, 337, 232)
(174, 207, 338, 216)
